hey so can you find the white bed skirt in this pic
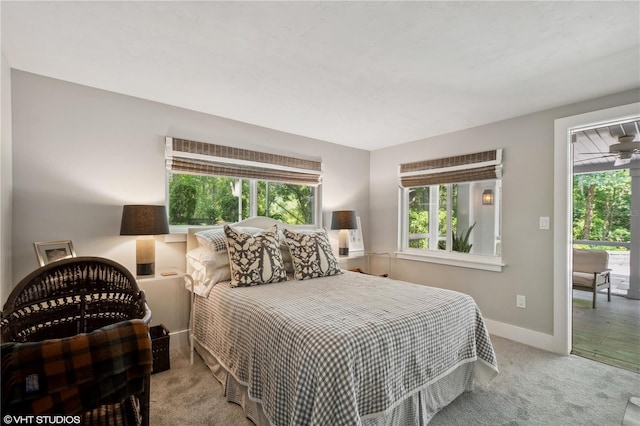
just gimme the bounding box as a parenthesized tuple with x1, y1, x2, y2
(194, 340, 475, 426)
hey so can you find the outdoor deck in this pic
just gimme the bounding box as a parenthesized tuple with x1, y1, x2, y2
(572, 290, 640, 373)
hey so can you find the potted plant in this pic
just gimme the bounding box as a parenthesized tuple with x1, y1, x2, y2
(438, 222, 476, 253)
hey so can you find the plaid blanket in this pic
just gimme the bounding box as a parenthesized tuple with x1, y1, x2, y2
(1, 319, 152, 415)
(195, 272, 499, 425)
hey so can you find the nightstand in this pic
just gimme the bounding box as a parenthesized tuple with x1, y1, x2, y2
(136, 269, 193, 359)
(338, 252, 391, 277)
(338, 252, 370, 273)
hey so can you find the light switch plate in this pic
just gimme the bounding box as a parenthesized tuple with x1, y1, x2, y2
(539, 216, 550, 230)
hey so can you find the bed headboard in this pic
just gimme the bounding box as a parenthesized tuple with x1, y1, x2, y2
(186, 216, 318, 252)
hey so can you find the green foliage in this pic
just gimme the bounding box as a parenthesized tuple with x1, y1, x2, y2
(408, 210, 428, 248)
(169, 176, 197, 224)
(408, 184, 468, 251)
(573, 170, 631, 248)
(259, 182, 313, 224)
(168, 174, 313, 225)
(408, 187, 430, 248)
(438, 222, 476, 253)
(453, 222, 475, 252)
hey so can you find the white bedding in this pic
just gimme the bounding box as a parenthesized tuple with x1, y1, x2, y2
(193, 271, 499, 425)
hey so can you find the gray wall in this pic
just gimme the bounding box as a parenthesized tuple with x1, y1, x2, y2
(1, 53, 12, 305)
(369, 88, 640, 335)
(6, 68, 640, 345)
(8, 70, 370, 299)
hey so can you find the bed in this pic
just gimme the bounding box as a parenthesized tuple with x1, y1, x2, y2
(186, 217, 498, 425)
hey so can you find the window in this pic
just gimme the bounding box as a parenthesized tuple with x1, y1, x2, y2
(257, 181, 315, 224)
(168, 174, 316, 226)
(165, 137, 321, 228)
(572, 169, 631, 247)
(398, 150, 503, 271)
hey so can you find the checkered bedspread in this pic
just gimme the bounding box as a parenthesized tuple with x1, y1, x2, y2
(195, 272, 498, 425)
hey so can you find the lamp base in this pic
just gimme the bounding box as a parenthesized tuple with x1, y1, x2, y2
(137, 263, 154, 276)
(136, 236, 156, 276)
(338, 229, 350, 257)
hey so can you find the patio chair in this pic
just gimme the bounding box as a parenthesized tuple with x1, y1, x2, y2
(572, 248, 612, 308)
(1, 256, 153, 425)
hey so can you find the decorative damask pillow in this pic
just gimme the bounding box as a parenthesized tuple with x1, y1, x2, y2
(283, 228, 342, 280)
(224, 225, 288, 287)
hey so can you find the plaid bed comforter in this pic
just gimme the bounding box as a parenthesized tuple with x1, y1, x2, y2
(1, 319, 152, 415)
(195, 272, 499, 425)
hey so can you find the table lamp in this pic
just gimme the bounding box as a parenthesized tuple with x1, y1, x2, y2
(120, 205, 170, 276)
(331, 210, 357, 256)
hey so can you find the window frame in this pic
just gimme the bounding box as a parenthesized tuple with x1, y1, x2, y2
(165, 137, 323, 232)
(166, 173, 323, 233)
(396, 178, 505, 272)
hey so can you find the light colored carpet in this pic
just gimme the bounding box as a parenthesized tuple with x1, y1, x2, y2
(150, 336, 640, 425)
(623, 397, 640, 426)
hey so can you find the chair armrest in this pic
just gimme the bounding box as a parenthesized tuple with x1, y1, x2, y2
(142, 302, 153, 324)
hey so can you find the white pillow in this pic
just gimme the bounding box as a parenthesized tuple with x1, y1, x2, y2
(186, 246, 231, 284)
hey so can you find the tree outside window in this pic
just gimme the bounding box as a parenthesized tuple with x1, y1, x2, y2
(168, 174, 315, 226)
(573, 170, 631, 249)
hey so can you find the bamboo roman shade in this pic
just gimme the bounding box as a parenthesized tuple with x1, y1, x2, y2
(165, 137, 322, 186)
(399, 149, 502, 187)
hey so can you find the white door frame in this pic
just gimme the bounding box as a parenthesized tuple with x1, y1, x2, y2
(553, 102, 640, 355)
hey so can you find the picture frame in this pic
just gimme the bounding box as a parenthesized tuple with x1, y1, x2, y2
(34, 240, 77, 266)
(349, 217, 365, 253)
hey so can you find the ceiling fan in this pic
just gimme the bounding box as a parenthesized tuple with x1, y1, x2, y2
(578, 135, 640, 166)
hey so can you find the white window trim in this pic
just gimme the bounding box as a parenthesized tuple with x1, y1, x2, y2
(166, 175, 322, 233)
(397, 181, 504, 272)
(396, 248, 505, 272)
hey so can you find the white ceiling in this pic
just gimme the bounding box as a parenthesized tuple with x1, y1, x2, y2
(2, 1, 639, 151)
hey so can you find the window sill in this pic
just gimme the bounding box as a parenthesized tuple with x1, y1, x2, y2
(396, 250, 504, 272)
(167, 224, 215, 236)
(164, 233, 187, 243)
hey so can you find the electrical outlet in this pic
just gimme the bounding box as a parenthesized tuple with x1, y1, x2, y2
(516, 295, 526, 308)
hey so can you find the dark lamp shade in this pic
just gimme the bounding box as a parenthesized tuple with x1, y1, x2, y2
(120, 205, 170, 236)
(331, 210, 357, 230)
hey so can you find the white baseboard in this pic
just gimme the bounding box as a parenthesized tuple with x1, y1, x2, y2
(484, 318, 558, 353)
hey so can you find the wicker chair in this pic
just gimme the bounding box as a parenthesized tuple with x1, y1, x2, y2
(1, 257, 153, 425)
